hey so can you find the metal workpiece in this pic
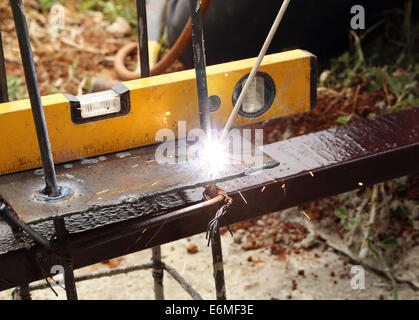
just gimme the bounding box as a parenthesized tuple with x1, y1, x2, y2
(1, 205, 50, 249)
(0, 108, 418, 290)
(10, 0, 59, 197)
(0, 26, 8, 103)
(188, 0, 211, 134)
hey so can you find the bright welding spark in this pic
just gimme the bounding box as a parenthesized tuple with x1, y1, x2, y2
(96, 189, 109, 195)
(302, 210, 311, 220)
(261, 186, 266, 192)
(165, 111, 171, 116)
(265, 175, 278, 183)
(198, 136, 229, 176)
(152, 180, 161, 186)
(309, 171, 314, 177)
(238, 191, 248, 204)
(358, 182, 363, 186)
(282, 183, 286, 197)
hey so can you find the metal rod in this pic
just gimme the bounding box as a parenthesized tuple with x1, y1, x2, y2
(1, 205, 50, 249)
(0, 26, 9, 103)
(218, 0, 291, 144)
(26, 263, 154, 292)
(21, 262, 203, 300)
(151, 246, 164, 300)
(10, 0, 59, 197)
(188, 0, 211, 135)
(69, 195, 224, 251)
(53, 217, 78, 300)
(136, 0, 150, 78)
(211, 227, 226, 300)
(164, 264, 203, 300)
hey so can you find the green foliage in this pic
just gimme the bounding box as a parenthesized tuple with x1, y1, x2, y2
(344, 217, 360, 231)
(321, 0, 418, 112)
(335, 114, 352, 125)
(77, 0, 137, 28)
(7, 76, 27, 101)
(334, 208, 347, 219)
(390, 205, 409, 219)
(382, 239, 398, 250)
(334, 208, 360, 230)
(40, 0, 56, 12)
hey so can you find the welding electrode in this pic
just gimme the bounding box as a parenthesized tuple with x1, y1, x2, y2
(218, 0, 291, 144)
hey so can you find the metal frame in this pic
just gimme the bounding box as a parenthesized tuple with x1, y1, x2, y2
(0, 0, 230, 300)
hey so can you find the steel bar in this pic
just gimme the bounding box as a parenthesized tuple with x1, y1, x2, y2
(25, 263, 154, 292)
(151, 246, 165, 300)
(16, 262, 203, 300)
(163, 263, 203, 300)
(211, 230, 226, 300)
(68, 195, 224, 251)
(12, 284, 31, 300)
(135, 2, 165, 300)
(52, 217, 78, 300)
(1, 206, 50, 249)
(10, 0, 59, 197)
(188, 0, 227, 300)
(136, 0, 150, 78)
(188, 0, 211, 134)
(0, 108, 418, 290)
(0, 26, 8, 103)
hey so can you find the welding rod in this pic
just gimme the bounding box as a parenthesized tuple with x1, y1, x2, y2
(10, 0, 60, 197)
(218, 0, 291, 144)
(0, 26, 8, 103)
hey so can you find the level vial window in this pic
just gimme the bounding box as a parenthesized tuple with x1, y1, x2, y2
(78, 90, 121, 119)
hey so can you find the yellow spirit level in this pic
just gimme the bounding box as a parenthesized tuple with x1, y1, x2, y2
(0, 49, 316, 175)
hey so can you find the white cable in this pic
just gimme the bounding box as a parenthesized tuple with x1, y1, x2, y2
(218, 0, 291, 144)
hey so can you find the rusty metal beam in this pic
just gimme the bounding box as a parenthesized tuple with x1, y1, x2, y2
(0, 108, 418, 291)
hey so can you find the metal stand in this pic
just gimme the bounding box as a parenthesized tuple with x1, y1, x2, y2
(1, 0, 228, 301)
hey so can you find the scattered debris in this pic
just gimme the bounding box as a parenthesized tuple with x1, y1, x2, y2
(187, 244, 198, 254)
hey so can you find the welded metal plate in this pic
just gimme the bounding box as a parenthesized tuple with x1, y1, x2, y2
(0, 108, 418, 290)
(0, 137, 274, 224)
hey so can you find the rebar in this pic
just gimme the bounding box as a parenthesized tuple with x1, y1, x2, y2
(52, 217, 78, 300)
(10, 0, 59, 197)
(136, 0, 150, 78)
(0, 26, 8, 103)
(188, 0, 211, 135)
(151, 246, 165, 300)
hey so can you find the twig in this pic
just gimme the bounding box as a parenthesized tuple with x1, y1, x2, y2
(359, 184, 379, 259)
(367, 240, 398, 300)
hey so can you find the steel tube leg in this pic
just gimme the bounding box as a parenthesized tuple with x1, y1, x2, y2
(10, 0, 59, 197)
(151, 246, 165, 300)
(0, 26, 9, 103)
(12, 284, 32, 300)
(53, 217, 78, 300)
(211, 229, 227, 300)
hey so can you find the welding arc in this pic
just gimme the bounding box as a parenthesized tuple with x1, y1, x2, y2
(114, 0, 210, 80)
(218, 0, 291, 144)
